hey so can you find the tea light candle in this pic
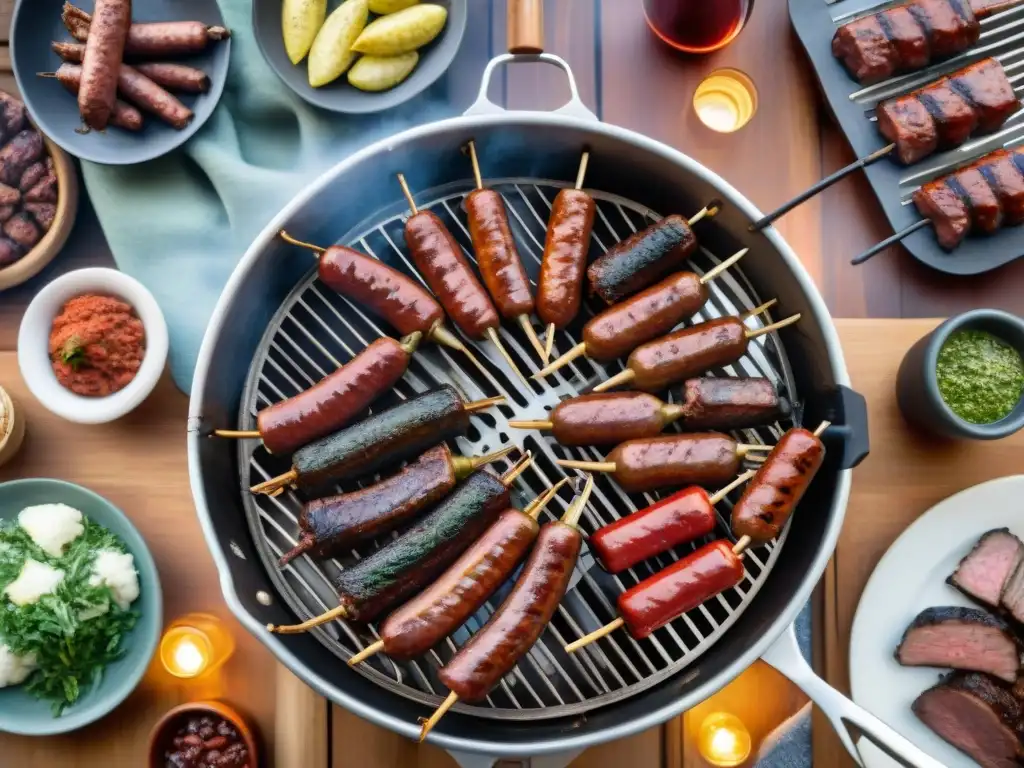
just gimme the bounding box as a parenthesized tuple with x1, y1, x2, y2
(698, 712, 751, 767)
(159, 614, 235, 679)
(693, 69, 758, 134)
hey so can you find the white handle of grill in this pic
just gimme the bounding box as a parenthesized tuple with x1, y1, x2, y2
(463, 53, 599, 123)
(762, 624, 947, 768)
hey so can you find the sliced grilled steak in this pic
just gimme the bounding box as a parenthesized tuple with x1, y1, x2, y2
(913, 671, 1024, 768)
(949, 528, 1024, 609)
(896, 606, 1020, 682)
(1002, 557, 1024, 625)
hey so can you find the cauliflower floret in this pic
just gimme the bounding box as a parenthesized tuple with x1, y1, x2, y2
(18, 504, 84, 559)
(4, 559, 64, 606)
(88, 550, 139, 611)
(0, 644, 36, 687)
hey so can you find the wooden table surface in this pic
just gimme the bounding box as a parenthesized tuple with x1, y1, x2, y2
(1, 0, 1022, 766)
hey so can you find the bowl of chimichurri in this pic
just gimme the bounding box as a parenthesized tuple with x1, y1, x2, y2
(897, 310, 1024, 440)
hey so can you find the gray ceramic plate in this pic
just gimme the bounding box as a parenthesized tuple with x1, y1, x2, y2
(253, 0, 466, 113)
(10, 0, 231, 165)
(0, 478, 162, 735)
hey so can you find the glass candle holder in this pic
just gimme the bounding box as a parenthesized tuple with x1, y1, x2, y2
(643, 0, 755, 54)
(159, 613, 235, 679)
(698, 711, 752, 767)
(693, 69, 758, 134)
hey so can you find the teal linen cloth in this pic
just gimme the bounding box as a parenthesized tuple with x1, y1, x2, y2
(82, 1, 817, 765)
(81, 0, 453, 392)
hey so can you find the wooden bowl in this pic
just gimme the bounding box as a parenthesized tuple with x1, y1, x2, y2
(0, 137, 79, 292)
(147, 701, 259, 768)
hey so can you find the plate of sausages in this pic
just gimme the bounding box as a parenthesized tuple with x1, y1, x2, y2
(10, 0, 231, 165)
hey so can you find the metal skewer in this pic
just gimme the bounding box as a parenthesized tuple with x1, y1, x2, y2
(532, 247, 749, 381)
(850, 219, 930, 265)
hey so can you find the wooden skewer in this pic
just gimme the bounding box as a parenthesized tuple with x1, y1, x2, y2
(708, 469, 756, 505)
(533, 247, 745, 382)
(346, 477, 569, 668)
(213, 429, 259, 439)
(565, 420, 831, 655)
(850, 219, 929, 265)
(542, 152, 593, 364)
(591, 312, 802, 393)
(750, 143, 896, 231)
(466, 141, 547, 365)
(741, 298, 777, 320)
(418, 474, 594, 741)
(249, 395, 507, 495)
(481, 327, 527, 387)
(397, 172, 418, 215)
(556, 443, 770, 474)
(499, 451, 533, 486)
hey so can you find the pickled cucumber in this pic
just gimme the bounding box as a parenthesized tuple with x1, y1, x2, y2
(351, 4, 447, 56)
(347, 52, 419, 91)
(368, 0, 418, 13)
(308, 0, 369, 87)
(282, 0, 327, 65)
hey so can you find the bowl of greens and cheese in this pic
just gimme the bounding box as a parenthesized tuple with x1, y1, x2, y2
(0, 478, 161, 735)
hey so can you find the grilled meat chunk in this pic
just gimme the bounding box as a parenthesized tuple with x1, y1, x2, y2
(954, 167, 1002, 232)
(953, 58, 1020, 132)
(1002, 557, 1024, 624)
(832, 0, 981, 85)
(949, 528, 1024, 609)
(913, 180, 972, 249)
(921, 78, 979, 147)
(896, 606, 1021, 682)
(913, 671, 1024, 768)
(983, 152, 1024, 226)
(877, 98, 937, 164)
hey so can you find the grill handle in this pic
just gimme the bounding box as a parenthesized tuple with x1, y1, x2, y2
(761, 625, 946, 768)
(508, 0, 543, 54)
(463, 53, 598, 121)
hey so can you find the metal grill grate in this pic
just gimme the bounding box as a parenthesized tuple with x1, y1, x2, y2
(234, 178, 798, 720)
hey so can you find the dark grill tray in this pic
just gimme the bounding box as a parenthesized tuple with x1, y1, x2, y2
(789, 0, 1024, 274)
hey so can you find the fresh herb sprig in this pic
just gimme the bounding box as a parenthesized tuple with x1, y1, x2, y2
(0, 517, 138, 715)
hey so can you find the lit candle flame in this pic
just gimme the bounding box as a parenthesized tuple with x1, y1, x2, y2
(698, 712, 751, 767)
(693, 70, 758, 134)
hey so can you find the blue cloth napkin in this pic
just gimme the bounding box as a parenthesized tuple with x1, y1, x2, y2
(80, 2, 815, 765)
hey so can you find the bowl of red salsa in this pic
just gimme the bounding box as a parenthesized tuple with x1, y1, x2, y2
(17, 268, 168, 424)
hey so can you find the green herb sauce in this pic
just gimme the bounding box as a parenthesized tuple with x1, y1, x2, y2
(936, 329, 1024, 424)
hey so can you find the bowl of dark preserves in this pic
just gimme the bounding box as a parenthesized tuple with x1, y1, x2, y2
(148, 700, 258, 768)
(897, 309, 1024, 440)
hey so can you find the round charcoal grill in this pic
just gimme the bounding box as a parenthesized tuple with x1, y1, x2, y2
(189, 5, 949, 764)
(237, 178, 797, 720)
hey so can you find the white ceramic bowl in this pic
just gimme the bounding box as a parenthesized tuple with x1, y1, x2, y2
(18, 268, 168, 424)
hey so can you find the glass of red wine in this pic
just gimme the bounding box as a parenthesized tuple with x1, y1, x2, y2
(642, 0, 755, 54)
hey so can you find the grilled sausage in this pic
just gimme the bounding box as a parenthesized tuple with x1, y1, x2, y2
(618, 540, 744, 638)
(316, 245, 445, 337)
(116, 64, 193, 129)
(257, 334, 417, 456)
(587, 215, 697, 304)
(132, 63, 211, 93)
(380, 508, 540, 661)
(279, 445, 458, 566)
(439, 521, 581, 701)
(606, 432, 744, 493)
(626, 317, 748, 392)
(583, 271, 708, 361)
(51, 63, 144, 131)
(731, 427, 825, 543)
(291, 385, 470, 491)
(591, 486, 716, 573)
(466, 189, 534, 320)
(551, 392, 673, 446)
(537, 189, 595, 329)
(77, 0, 130, 131)
(64, 3, 231, 57)
(677, 377, 783, 431)
(404, 211, 499, 339)
(334, 471, 510, 622)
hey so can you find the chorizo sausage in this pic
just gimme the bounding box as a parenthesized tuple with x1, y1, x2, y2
(315, 244, 445, 337)
(380, 508, 540, 661)
(606, 432, 742, 493)
(279, 444, 458, 566)
(587, 215, 697, 304)
(583, 271, 707, 361)
(465, 189, 534, 320)
(50, 63, 144, 131)
(550, 392, 673, 446)
(116, 64, 194, 129)
(537, 188, 595, 329)
(333, 471, 510, 622)
(618, 540, 744, 638)
(404, 210, 499, 339)
(77, 0, 131, 131)
(625, 317, 748, 392)
(257, 334, 418, 455)
(63, 3, 231, 57)
(677, 376, 784, 431)
(730, 427, 825, 542)
(591, 486, 715, 573)
(439, 521, 581, 701)
(132, 63, 211, 93)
